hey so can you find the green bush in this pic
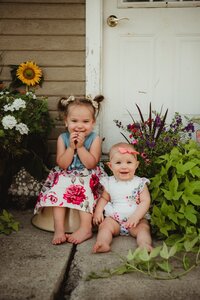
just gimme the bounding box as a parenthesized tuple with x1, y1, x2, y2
(150, 140, 200, 239)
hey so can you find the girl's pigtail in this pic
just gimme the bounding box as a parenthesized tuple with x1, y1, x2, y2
(93, 94, 104, 104)
(58, 97, 68, 112)
(93, 95, 104, 116)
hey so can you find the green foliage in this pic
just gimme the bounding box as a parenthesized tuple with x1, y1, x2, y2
(150, 140, 200, 238)
(87, 140, 200, 281)
(0, 89, 54, 160)
(0, 209, 20, 235)
(86, 235, 200, 281)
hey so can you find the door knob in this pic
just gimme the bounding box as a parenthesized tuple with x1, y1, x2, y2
(107, 15, 129, 27)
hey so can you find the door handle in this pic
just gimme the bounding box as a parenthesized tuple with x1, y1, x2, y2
(107, 15, 129, 27)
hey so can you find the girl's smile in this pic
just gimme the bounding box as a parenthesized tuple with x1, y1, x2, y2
(65, 105, 95, 136)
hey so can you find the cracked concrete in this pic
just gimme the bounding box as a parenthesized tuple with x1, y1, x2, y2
(0, 210, 200, 300)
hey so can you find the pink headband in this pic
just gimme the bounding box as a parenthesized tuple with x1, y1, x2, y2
(118, 147, 139, 156)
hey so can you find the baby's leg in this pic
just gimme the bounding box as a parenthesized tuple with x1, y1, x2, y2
(93, 217, 120, 253)
(66, 211, 93, 244)
(129, 219, 153, 252)
(52, 207, 67, 245)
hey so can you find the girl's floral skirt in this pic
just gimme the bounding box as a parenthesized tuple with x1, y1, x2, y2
(34, 166, 107, 215)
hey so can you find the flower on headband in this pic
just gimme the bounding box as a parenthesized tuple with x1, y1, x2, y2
(118, 147, 139, 156)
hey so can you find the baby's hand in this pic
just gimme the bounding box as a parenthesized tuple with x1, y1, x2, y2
(124, 215, 140, 229)
(93, 210, 104, 225)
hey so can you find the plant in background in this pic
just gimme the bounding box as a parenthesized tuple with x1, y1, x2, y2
(0, 61, 54, 207)
(0, 209, 19, 235)
(150, 139, 200, 239)
(114, 103, 195, 178)
(0, 89, 53, 162)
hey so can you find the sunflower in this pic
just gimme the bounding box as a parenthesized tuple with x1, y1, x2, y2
(16, 61, 42, 86)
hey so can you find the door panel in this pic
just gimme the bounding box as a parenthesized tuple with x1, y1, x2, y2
(102, 0, 200, 153)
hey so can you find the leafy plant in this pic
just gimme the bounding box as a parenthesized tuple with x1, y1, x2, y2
(0, 209, 20, 234)
(86, 236, 200, 281)
(114, 103, 195, 178)
(150, 140, 200, 239)
(0, 89, 53, 160)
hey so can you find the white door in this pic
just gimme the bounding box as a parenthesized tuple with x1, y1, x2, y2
(101, 0, 200, 153)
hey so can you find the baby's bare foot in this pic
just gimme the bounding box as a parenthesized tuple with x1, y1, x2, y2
(92, 242, 111, 253)
(66, 228, 92, 244)
(138, 243, 153, 252)
(52, 232, 67, 245)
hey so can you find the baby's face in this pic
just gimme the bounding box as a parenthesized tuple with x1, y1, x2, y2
(108, 151, 139, 181)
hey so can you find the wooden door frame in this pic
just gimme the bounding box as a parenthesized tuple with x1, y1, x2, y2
(86, 0, 103, 96)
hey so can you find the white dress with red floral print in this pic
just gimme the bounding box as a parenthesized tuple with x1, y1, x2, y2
(100, 176, 150, 227)
(34, 131, 106, 215)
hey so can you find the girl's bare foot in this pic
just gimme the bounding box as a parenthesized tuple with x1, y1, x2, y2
(52, 232, 67, 245)
(66, 228, 92, 244)
(92, 242, 111, 253)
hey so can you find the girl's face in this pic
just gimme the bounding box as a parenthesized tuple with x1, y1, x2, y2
(65, 104, 95, 136)
(108, 151, 139, 181)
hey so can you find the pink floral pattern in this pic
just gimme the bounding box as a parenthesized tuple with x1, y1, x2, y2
(90, 174, 102, 200)
(34, 165, 107, 215)
(63, 184, 86, 205)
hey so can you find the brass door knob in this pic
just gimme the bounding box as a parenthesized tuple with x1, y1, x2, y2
(107, 15, 129, 27)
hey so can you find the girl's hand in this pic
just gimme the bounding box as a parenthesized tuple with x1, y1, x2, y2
(69, 132, 80, 149)
(124, 214, 140, 229)
(93, 210, 104, 225)
(75, 132, 85, 148)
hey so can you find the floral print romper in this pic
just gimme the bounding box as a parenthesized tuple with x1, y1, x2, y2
(34, 131, 106, 215)
(100, 176, 150, 235)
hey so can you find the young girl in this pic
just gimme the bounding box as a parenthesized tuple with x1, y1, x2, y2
(34, 95, 106, 245)
(93, 142, 153, 253)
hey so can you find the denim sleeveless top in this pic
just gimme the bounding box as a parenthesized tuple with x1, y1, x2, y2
(61, 131, 97, 170)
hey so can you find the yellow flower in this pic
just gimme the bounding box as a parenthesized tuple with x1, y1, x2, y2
(16, 61, 42, 86)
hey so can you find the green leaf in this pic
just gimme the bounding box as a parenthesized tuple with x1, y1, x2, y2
(183, 255, 190, 270)
(190, 166, 200, 177)
(157, 261, 172, 273)
(184, 237, 199, 252)
(127, 249, 134, 261)
(168, 244, 178, 258)
(160, 242, 169, 259)
(168, 213, 179, 224)
(138, 248, 150, 262)
(188, 194, 200, 206)
(184, 206, 197, 224)
(160, 227, 169, 237)
(176, 161, 196, 175)
(11, 222, 19, 232)
(149, 245, 162, 259)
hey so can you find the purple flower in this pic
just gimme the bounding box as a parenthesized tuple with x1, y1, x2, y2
(146, 140, 156, 148)
(155, 115, 162, 127)
(184, 123, 195, 133)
